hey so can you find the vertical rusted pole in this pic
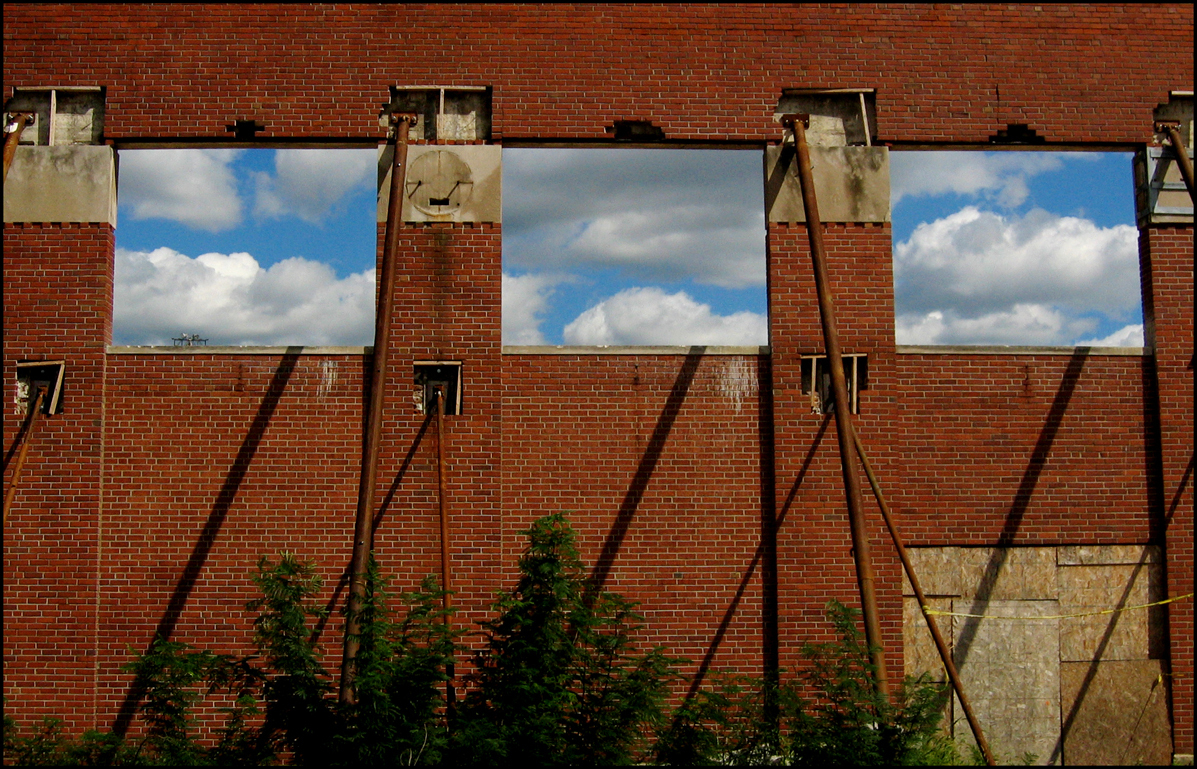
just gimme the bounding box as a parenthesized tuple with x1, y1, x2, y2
(1156, 121, 1195, 200)
(340, 112, 417, 705)
(3, 112, 35, 184)
(435, 386, 456, 710)
(3, 388, 46, 523)
(783, 114, 889, 697)
(853, 432, 996, 765)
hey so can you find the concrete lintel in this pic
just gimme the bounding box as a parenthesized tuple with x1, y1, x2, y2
(502, 345, 770, 356)
(106, 345, 372, 355)
(896, 345, 1150, 356)
(4, 145, 116, 225)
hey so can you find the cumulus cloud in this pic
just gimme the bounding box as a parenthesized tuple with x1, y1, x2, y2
(896, 305, 1098, 346)
(502, 272, 562, 345)
(890, 152, 1094, 207)
(503, 148, 766, 288)
(893, 206, 1140, 345)
(562, 287, 767, 346)
(114, 246, 375, 346)
(1074, 324, 1144, 347)
(253, 149, 376, 224)
(118, 149, 244, 232)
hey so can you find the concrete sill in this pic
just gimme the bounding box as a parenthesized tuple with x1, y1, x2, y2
(895, 345, 1151, 356)
(503, 345, 770, 355)
(107, 345, 372, 355)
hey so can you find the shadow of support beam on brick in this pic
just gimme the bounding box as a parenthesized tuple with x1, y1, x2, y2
(110, 349, 302, 738)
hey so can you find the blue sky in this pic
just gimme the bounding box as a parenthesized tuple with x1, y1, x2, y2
(113, 146, 1141, 348)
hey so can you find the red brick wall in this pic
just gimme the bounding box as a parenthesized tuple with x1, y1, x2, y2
(2, 2, 1192, 754)
(3, 223, 112, 729)
(1141, 225, 1194, 754)
(2, 5, 1192, 144)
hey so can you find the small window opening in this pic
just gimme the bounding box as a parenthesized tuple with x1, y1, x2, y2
(414, 362, 462, 415)
(14, 360, 65, 416)
(801, 354, 867, 415)
(774, 89, 876, 147)
(1139, 92, 1194, 225)
(381, 86, 491, 142)
(4, 87, 104, 146)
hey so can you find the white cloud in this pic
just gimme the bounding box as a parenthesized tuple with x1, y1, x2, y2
(118, 149, 244, 232)
(253, 149, 375, 224)
(890, 152, 1100, 207)
(900, 204, 1139, 328)
(502, 272, 561, 345)
(114, 246, 375, 346)
(896, 305, 1097, 346)
(1074, 324, 1144, 347)
(503, 148, 766, 288)
(563, 287, 767, 346)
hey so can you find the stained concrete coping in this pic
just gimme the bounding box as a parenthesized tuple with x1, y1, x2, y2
(107, 346, 372, 355)
(4, 145, 116, 225)
(896, 345, 1150, 356)
(503, 345, 770, 355)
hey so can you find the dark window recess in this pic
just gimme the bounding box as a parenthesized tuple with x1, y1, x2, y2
(15, 360, 65, 416)
(225, 120, 266, 140)
(610, 120, 665, 141)
(414, 361, 462, 415)
(800, 354, 867, 415)
(989, 123, 1045, 145)
(383, 87, 491, 142)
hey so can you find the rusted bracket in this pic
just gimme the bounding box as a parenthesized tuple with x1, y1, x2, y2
(781, 113, 889, 698)
(3, 112, 36, 183)
(1155, 120, 1195, 201)
(340, 111, 419, 705)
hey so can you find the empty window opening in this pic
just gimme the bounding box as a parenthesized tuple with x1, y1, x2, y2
(113, 147, 377, 346)
(801, 354, 867, 415)
(1139, 92, 1194, 225)
(414, 362, 462, 415)
(501, 148, 767, 347)
(5, 87, 105, 146)
(890, 150, 1142, 348)
(14, 360, 66, 416)
(381, 86, 491, 143)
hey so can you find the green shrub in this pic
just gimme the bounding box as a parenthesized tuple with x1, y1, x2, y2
(449, 513, 677, 766)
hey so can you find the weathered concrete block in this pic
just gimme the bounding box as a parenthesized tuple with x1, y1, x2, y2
(1060, 659, 1171, 765)
(4, 145, 116, 225)
(902, 546, 960, 596)
(764, 145, 890, 223)
(952, 599, 1060, 765)
(959, 547, 1057, 600)
(377, 144, 501, 223)
(1058, 562, 1166, 661)
(1058, 544, 1160, 566)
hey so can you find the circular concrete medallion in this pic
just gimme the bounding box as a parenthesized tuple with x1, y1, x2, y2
(406, 149, 474, 217)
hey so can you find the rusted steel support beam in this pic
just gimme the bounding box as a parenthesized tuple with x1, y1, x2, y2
(3, 112, 35, 183)
(340, 112, 417, 705)
(782, 113, 889, 698)
(853, 432, 996, 766)
(1156, 121, 1195, 200)
(4, 388, 46, 523)
(435, 386, 457, 710)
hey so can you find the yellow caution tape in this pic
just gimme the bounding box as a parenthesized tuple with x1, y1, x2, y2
(922, 592, 1193, 621)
